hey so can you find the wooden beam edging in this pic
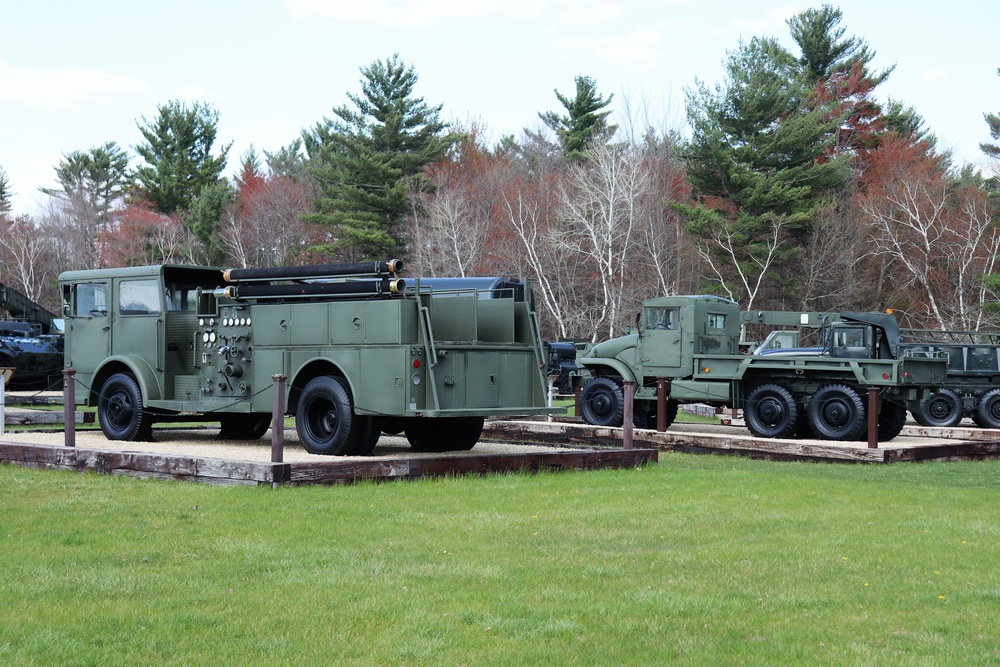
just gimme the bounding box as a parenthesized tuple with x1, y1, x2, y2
(0, 441, 654, 486)
(0, 442, 289, 486)
(286, 448, 657, 485)
(487, 420, 1000, 464)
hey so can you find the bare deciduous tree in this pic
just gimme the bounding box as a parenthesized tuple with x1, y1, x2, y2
(858, 136, 1000, 330)
(557, 141, 653, 339)
(0, 216, 53, 303)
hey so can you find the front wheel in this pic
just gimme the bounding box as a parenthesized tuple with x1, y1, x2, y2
(808, 384, 866, 440)
(579, 377, 624, 427)
(296, 376, 359, 455)
(98, 373, 153, 441)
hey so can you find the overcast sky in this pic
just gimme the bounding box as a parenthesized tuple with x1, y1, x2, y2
(2, 0, 997, 216)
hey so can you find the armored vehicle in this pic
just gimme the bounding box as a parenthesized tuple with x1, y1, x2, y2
(575, 295, 948, 441)
(0, 282, 64, 389)
(58, 261, 556, 455)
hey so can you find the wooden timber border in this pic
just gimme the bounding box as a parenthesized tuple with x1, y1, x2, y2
(485, 421, 1000, 464)
(0, 439, 657, 487)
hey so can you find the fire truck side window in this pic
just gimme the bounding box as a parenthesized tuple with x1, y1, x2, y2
(119, 280, 162, 316)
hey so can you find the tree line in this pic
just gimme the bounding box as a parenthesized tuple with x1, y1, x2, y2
(1, 5, 998, 341)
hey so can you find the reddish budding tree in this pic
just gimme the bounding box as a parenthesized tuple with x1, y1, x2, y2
(97, 204, 199, 267)
(412, 129, 506, 277)
(219, 168, 318, 269)
(855, 133, 1000, 330)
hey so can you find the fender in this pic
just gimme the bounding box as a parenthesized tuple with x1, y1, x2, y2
(95, 355, 162, 401)
(579, 358, 637, 384)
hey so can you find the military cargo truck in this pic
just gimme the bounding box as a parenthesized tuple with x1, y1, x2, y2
(575, 295, 948, 441)
(58, 261, 556, 455)
(895, 329, 1000, 428)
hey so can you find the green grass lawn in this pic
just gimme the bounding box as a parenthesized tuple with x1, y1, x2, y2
(1, 454, 998, 665)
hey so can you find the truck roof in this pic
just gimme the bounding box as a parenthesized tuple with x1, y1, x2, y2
(58, 264, 226, 283)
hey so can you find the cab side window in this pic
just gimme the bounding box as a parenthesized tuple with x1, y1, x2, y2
(119, 280, 162, 316)
(71, 282, 109, 317)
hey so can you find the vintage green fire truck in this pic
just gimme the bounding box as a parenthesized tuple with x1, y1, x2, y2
(58, 261, 556, 455)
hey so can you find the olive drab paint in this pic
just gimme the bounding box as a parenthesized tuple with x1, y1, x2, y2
(575, 295, 948, 442)
(58, 263, 558, 455)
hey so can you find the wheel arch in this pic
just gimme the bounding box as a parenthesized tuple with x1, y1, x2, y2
(288, 359, 350, 414)
(579, 359, 636, 384)
(90, 356, 161, 405)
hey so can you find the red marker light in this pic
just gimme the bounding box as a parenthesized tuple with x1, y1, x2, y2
(413, 359, 420, 368)
(882, 373, 889, 379)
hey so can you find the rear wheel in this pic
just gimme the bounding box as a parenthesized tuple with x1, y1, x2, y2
(745, 384, 798, 439)
(974, 388, 1000, 429)
(633, 399, 679, 430)
(808, 384, 866, 441)
(877, 399, 908, 441)
(296, 376, 359, 455)
(579, 377, 625, 427)
(349, 416, 381, 456)
(218, 413, 271, 440)
(98, 373, 153, 441)
(407, 417, 484, 452)
(911, 389, 963, 428)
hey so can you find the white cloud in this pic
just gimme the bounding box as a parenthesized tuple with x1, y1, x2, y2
(923, 67, 948, 82)
(0, 61, 150, 111)
(285, 0, 546, 26)
(554, 0, 622, 25)
(552, 27, 663, 71)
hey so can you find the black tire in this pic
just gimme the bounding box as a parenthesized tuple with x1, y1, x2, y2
(745, 384, 799, 439)
(912, 389, 964, 428)
(794, 413, 815, 439)
(908, 400, 929, 427)
(579, 377, 625, 427)
(218, 413, 271, 440)
(877, 399, 908, 441)
(295, 376, 359, 455)
(633, 399, 680, 430)
(807, 384, 866, 441)
(98, 372, 153, 441)
(974, 388, 1000, 429)
(407, 417, 484, 452)
(349, 416, 381, 456)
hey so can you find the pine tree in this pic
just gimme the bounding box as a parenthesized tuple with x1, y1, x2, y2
(302, 55, 459, 260)
(133, 100, 231, 215)
(983, 69, 1000, 160)
(41, 142, 130, 228)
(539, 75, 616, 160)
(679, 34, 850, 304)
(0, 167, 11, 216)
